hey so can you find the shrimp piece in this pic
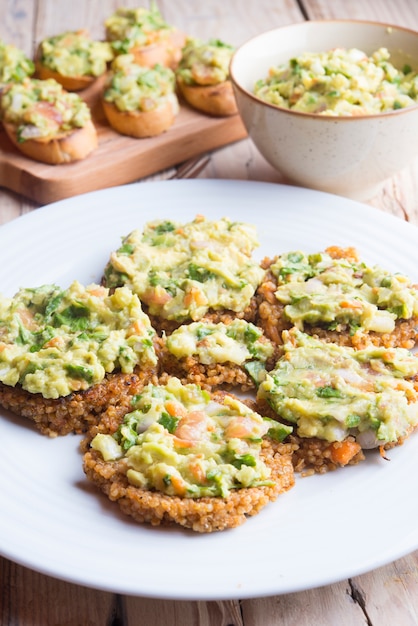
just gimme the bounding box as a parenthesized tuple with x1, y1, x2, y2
(87, 285, 107, 298)
(44, 336, 65, 349)
(17, 308, 38, 331)
(225, 415, 267, 439)
(174, 410, 208, 443)
(144, 285, 172, 306)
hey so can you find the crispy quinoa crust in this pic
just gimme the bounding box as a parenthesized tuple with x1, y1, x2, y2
(254, 396, 417, 475)
(158, 346, 258, 392)
(83, 438, 295, 533)
(147, 298, 259, 336)
(0, 367, 158, 437)
(256, 257, 418, 350)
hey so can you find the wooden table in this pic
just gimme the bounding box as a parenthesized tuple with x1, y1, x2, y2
(1, 1, 418, 624)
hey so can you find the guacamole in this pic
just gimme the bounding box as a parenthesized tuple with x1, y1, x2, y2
(0, 39, 34, 86)
(0, 78, 92, 140)
(166, 319, 273, 373)
(176, 38, 235, 86)
(105, 5, 172, 54)
(104, 215, 265, 322)
(103, 54, 177, 113)
(38, 30, 113, 78)
(270, 249, 418, 334)
(91, 377, 291, 498)
(0, 281, 157, 398)
(257, 328, 418, 446)
(254, 47, 418, 115)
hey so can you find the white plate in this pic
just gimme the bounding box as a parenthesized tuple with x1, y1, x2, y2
(1, 179, 418, 601)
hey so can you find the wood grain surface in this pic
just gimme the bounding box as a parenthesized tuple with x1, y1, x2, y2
(0, 76, 246, 204)
(1, 1, 418, 625)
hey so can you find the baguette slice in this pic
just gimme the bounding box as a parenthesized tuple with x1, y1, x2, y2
(34, 60, 95, 92)
(102, 97, 177, 138)
(34, 31, 113, 92)
(128, 30, 186, 69)
(177, 75, 237, 117)
(3, 118, 97, 164)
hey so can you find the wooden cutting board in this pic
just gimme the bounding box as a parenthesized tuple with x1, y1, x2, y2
(0, 77, 247, 205)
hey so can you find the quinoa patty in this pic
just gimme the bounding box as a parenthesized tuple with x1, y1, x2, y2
(157, 318, 276, 391)
(82, 380, 295, 532)
(256, 247, 418, 350)
(83, 438, 294, 532)
(0, 367, 158, 437)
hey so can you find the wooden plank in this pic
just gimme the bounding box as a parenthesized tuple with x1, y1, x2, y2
(241, 581, 368, 626)
(123, 598, 244, 625)
(354, 552, 418, 626)
(302, 0, 418, 26)
(0, 76, 247, 205)
(0, 559, 116, 625)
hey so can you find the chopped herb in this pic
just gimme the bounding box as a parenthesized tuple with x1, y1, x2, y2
(187, 263, 216, 282)
(263, 416, 293, 441)
(158, 411, 179, 433)
(154, 221, 175, 234)
(117, 243, 135, 255)
(52, 303, 91, 331)
(231, 453, 256, 469)
(29, 326, 56, 352)
(163, 474, 172, 486)
(196, 326, 213, 341)
(316, 385, 343, 398)
(244, 360, 266, 384)
(65, 363, 94, 384)
(346, 414, 361, 428)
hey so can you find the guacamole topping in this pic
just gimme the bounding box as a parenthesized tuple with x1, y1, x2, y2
(166, 319, 273, 377)
(0, 281, 157, 399)
(91, 377, 291, 498)
(105, 4, 172, 55)
(0, 39, 34, 85)
(176, 37, 235, 86)
(257, 328, 418, 447)
(39, 30, 113, 78)
(270, 249, 418, 334)
(103, 54, 178, 113)
(254, 47, 418, 116)
(104, 215, 265, 322)
(0, 78, 92, 141)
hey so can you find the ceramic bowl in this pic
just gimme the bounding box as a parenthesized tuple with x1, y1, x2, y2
(230, 20, 418, 199)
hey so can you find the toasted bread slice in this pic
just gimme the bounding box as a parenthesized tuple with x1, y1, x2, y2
(177, 75, 237, 116)
(105, 6, 185, 69)
(34, 61, 95, 92)
(1, 78, 97, 164)
(102, 98, 177, 138)
(3, 118, 97, 164)
(128, 30, 186, 69)
(34, 30, 113, 92)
